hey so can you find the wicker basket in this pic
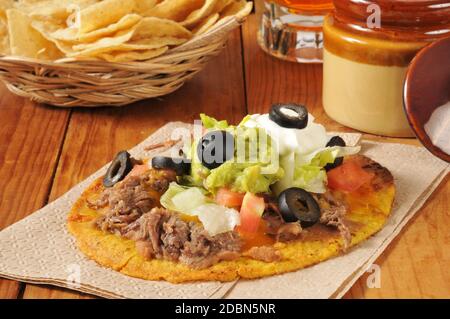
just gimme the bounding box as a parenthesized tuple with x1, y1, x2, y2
(0, 15, 247, 107)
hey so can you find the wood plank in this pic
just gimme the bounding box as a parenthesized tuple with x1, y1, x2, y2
(0, 279, 22, 299)
(22, 28, 247, 299)
(345, 174, 450, 298)
(0, 86, 70, 298)
(21, 284, 95, 299)
(243, 0, 450, 298)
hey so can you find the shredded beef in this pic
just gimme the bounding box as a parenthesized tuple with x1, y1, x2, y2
(120, 208, 242, 269)
(93, 168, 176, 235)
(264, 213, 302, 242)
(316, 192, 351, 250)
(161, 214, 190, 261)
(92, 166, 244, 268)
(180, 223, 241, 268)
(245, 246, 281, 263)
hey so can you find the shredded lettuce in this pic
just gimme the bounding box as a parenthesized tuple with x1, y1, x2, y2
(160, 182, 209, 214)
(293, 165, 327, 193)
(189, 117, 284, 194)
(238, 114, 252, 126)
(200, 113, 229, 130)
(188, 114, 361, 195)
(272, 153, 295, 195)
(172, 188, 208, 214)
(298, 145, 361, 167)
(204, 162, 284, 194)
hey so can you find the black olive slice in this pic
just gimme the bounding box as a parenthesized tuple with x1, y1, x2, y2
(151, 156, 191, 175)
(327, 136, 346, 148)
(197, 130, 234, 170)
(103, 151, 133, 188)
(324, 136, 346, 171)
(278, 187, 321, 228)
(269, 103, 309, 129)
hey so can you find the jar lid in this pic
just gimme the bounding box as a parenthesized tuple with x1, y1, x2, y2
(334, 0, 450, 27)
(403, 36, 450, 163)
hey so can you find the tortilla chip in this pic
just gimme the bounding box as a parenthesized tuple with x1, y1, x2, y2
(212, 0, 233, 14)
(131, 17, 192, 41)
(17, 0, 97, 20)
(65, 17, 190, 57)
(192, 13, 219, 35)
(7, 8, 63, 59)
(30, 19, 75, 53)
(97, 46, 168, 62)
(21, 3, 71, 23)
(220, 0, 252, 19)
(0, 0, 13, 19)
(0, 19, 9, 55)
(1, 0, 250, 62)
(77, 0, 135, 34)
(128, 36, 187, 48)
(145, 0, 204, 22)
(33, 15, 190, 58)
(65, 28, 137, 56)
(72, 37, 184, 58)
(180, 0, 218, 28)
(68, 156, 395, 283)
(0, 0, 13, 55)
(133, 0, 157, 15)
(51, 13, 142, 42)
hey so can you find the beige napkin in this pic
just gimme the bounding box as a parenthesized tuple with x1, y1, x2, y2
(0, 123, 235, 299)
(0, 122, 448, 299)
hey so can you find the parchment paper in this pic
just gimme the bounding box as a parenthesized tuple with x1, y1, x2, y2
(0, 122, 447, 299)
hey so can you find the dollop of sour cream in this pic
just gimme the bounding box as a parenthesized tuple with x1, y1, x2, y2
(424, 101, 450, 155)
(243, 113, 328, 156)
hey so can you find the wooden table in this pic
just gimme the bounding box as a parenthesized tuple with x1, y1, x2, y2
(0, 1, 448, 299)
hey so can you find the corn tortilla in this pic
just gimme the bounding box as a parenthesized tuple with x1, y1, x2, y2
(68, 156, 395, 283)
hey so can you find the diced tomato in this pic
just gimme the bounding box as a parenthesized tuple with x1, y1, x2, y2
(240, 221, 275, 251)
(327, 159, 375, 193)
(215, 188, 245, 208)
(238, 192, 265, 233)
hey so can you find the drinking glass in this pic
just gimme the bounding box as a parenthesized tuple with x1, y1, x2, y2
(258, 0, 333, 63)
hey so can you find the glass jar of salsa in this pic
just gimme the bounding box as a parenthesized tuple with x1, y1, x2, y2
(322, 0, 450, 137)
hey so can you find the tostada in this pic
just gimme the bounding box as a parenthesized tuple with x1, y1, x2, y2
(68, 104, 395, 283)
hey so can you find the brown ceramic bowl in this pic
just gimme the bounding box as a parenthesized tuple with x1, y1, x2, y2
(404, 36, 450, 163)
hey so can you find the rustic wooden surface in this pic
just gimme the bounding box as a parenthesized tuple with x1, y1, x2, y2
(0, 1, 448, 299)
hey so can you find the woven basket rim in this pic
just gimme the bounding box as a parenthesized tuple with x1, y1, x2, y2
(0, 15, 244, 68)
